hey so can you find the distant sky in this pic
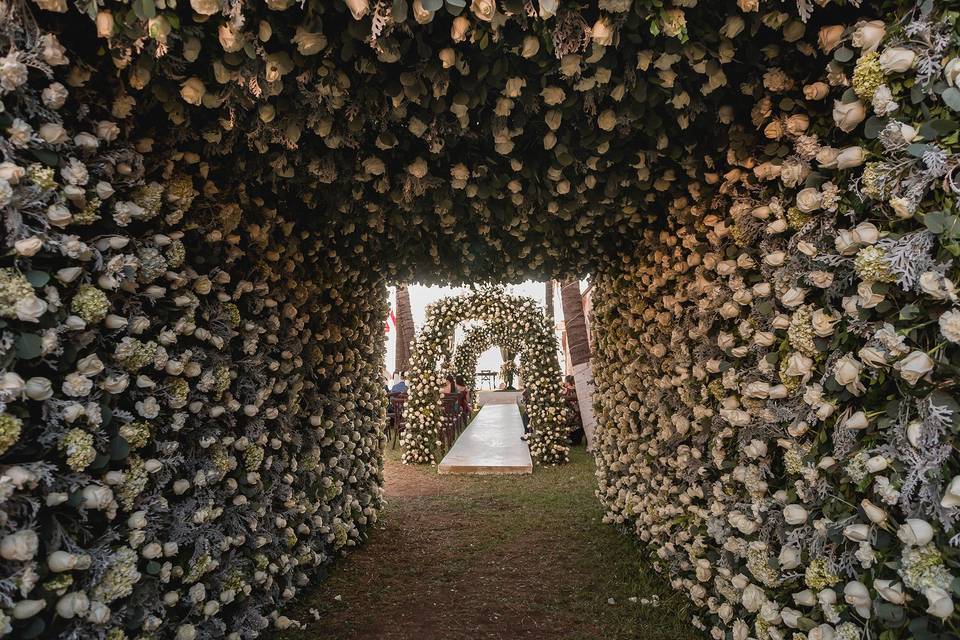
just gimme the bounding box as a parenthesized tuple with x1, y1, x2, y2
(384, 281, 567, 381)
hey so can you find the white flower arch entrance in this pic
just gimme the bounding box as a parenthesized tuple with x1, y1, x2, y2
(451, 323, 519, 391)
(400, 289, 569, 466)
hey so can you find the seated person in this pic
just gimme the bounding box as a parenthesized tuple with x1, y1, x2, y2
(390, 370, 408, 394)
(454, 375, 470, 414)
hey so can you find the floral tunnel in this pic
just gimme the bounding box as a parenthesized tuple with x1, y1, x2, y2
(0, 0, 960, 640)
(400, 289, 569, 466)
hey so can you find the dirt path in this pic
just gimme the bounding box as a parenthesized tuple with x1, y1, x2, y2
(278, 448, 698, 640)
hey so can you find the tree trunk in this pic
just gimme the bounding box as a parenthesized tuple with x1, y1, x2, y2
(394, 285, 414, 373)
(560, 280, 596, 449)
(544, 280, 554, 323)
(559, 280, 590, 367)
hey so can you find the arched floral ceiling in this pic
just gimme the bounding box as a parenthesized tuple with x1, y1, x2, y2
(34, 0, 867, 283)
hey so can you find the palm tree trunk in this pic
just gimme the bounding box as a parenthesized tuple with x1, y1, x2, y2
(560, 280, 596, 449)
(394, 285, 414, 373)
(559, 280, 590, 367)
(544, 280, 554, 323)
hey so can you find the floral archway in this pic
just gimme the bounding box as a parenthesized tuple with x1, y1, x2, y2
(400, 289, 568, 466)
(451, 323, 520, 391)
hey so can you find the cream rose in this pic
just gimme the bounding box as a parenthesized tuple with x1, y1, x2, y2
(470, 0, 495, 22)
(893, 350, 934, 385)
(833, 100, 866, 132)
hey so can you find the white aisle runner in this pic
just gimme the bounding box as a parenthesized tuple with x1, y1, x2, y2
(437, 403, 533, 475)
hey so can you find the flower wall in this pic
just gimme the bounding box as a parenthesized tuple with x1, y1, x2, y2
(590, 5, 960, 639)
(401, 289, 568, 465)
(0, 4, 386, 639)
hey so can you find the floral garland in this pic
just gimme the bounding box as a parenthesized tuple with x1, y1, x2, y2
(592, 5, 960, 639)
(401, 289, 568, 466)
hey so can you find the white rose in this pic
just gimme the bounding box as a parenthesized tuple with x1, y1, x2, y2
(784, 352, 813, 381)
(783, 504, 808, 525)
(945, 58, 960, 89)
(843, 411, 868, 430)
(835, 146, 866, 169)
(87, 601, 111, 624)
(874, 580, 905, 605)
(537, 0, 558, 19)
(879, 47, 916, 73)
(940, 475, 960, 508)
(925, 587, 954, 619)
(81, 485, 115, 510)
(25, 376, 53, 400)
(795, 187, 822, 213)
(780, 288, 807, 307)
(893, 350, 934, 385)
(450, 16, 470, 42)
(919, 272, 957, 301)
(844, 581, 872, 617)
(190, 0, 220, 15)
(939, 309, 960, 343)
(180, 77, 206, 106)
(852, 20, 885, 52)
(1, 530, 39, 561)
(344, 0, 370, 20)
(12, 599, 46, 619)
(811, 309, 839, 337)
(833, 100, 866, 132)
(56, 592, 89, 619)
(14, 237, 43, 256)
(861, 498, 887, 524)
(62, 372, 93, 397)
(0, 372, 25, 397)
(14, 295, 47, 323)
(851, 222, 880, 245)
(741, 584, 765, 612)
(470, 0, 495, 22)
(48, 550, 81, 572)
(39, 123, 67, 144)
(834, 355, 863, 393)
(816, 146, 840, 168)
(843, 524, 871, 542)
(47, 203, 73, 227)
(898, 519, 934, 546)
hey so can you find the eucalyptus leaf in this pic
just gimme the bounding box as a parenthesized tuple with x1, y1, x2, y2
(15, 333, 43, 360)
(25, 270, 50, 288)
(834, 46, 854, 62)
(942, 87, 960, 112)
(111, 436, 130, 461)
(864, 116, 887, 139)
(391, 0, 408, 22)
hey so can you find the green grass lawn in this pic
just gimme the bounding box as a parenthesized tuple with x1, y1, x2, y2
(277, 445, 700, 640)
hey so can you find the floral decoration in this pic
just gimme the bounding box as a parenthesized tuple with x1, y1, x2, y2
(401, 288, 568, 465)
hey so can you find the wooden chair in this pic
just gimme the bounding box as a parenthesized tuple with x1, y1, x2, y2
(386, 392, 407, 446)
